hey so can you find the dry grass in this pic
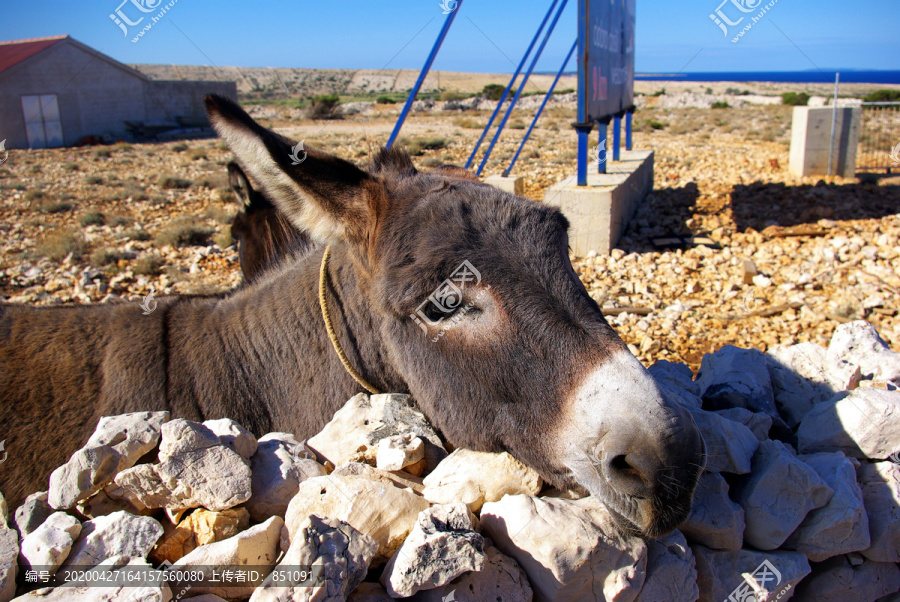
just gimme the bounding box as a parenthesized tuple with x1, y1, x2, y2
(37, 230, 84, 261)
(155, 216, 214, 248)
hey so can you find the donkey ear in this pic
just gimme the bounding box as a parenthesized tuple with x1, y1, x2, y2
(227, 162, 254, 209)
(206, 94, 381, 246)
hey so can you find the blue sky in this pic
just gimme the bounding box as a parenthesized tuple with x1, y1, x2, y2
(1, 1, 895, 74)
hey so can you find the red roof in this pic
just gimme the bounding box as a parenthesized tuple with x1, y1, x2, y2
(0, 35, 68, 74)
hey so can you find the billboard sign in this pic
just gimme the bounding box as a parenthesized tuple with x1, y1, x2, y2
(580, 0, 635, 122)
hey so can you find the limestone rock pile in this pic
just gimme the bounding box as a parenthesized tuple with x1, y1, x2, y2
(1, 320, 899, 601)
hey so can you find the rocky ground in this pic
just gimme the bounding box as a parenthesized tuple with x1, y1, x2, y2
(1, 320, 898, 601)
(1, 90, 898, 371)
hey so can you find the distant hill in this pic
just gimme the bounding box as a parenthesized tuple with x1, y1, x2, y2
(130, 64, 577, 100)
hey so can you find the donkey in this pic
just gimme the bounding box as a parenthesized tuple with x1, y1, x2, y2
(227, 161, 316, 281)
(0, 95, 704, 537)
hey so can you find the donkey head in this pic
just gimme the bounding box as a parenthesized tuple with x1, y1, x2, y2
(228, 161, 315, 282)
(206, 95, 705, 537)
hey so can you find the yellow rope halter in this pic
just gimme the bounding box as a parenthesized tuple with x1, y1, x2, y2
(318, 246, 381, 395)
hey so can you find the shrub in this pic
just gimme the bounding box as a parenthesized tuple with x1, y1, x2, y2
(84, 175, 103, 185)
(213, 230, 234, 249)
(108, 215, 133, 227)
(711, 101, 730, 109)
(38, 230, 84, 261)
(63, 162, 79, 171)
(308, 94, 341, 119)
(189, 149, 207, 161)
(155, 216, 214, 247)
(172, 143, 189, 152)
(864, 89, 900, 102)
(126, 228, 151, 242)
(158, 174, 193, 189)
(482, 84, 510, 101)
(80, 211, 105, 227)
(376, 95, 397, 104)
(649, 120, 667, 130)
(439, 90, 467, 102)
(453, 117, 482, 129)
(781, 92, 810, 106)
(405, 137, 448, 156)
(93, 148, 112, 159)
(134, 254, 164, 276)
(114, 142, 133, 151)
(509, 119, 527, 130)
(90, 248, 121, 267)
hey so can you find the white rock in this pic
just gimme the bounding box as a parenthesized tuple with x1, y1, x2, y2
(857, 461, 900, 562)
(62, 510, 163, 569)
(19, 512, 81, 575)
(410, 539, 533, 602)
(649, 360, 702, 409)
(158, 418, 222, 462)
(713, 408, 772, 442)
(251, 515, 376, 602)
(791, 554, 900, 602)
(696, 346, 779, 417)
(285, 474, 430, 565)
(110, 429, 252, 512)
(766, 343, 838, 427)
(687, 408, 758, 474)
(14, 492, 53, 539)
(797, 388, 900, 460)
(332, 462, 425, 495)
(691, 545, 810, 602)
(679, 473, 744, 551)
(381, 503, 485, 598)
(782, 452, 870, 561)
(481, 495, 647, 602)
(735, 440, 833, 550)
(48, 445, 121, 509)
(0, 527, 17, 602)
(173, 516, 283, 599)
(85, 411, 169, 471)
(422, 449, 542, 512)
(828, 320, 900, 385)
(203, 418, 258, 460)
(376, 433, 425, 472)
(245, 434, 328, 522)
(635, 530, 698, 602)
(307, 393, 447, 471)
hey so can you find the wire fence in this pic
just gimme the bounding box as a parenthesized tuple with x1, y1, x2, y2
(856, 102, 900, 174)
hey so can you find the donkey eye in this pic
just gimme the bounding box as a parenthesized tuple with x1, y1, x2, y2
(423, 303, 457, 322)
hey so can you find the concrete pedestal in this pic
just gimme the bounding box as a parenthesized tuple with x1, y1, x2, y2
(789, 106, 861, 179)
(485, 174, 525, 196)
(544, 149, 654, 256)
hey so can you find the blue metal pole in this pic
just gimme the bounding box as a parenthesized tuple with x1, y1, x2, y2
(386, 1, 463, 149)
(504, 39, 577, 177)
(575, 0, 589, 186)
(625, 111, 633, 150)
(465, 0, 559, 170)
(476, 0, 568, 176)
(612, 115, 621, 162)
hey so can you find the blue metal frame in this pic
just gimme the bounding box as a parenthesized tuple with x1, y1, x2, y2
(612, 115, 621, 162)
(476, 0, 568, 176)
(503, 39, 577, 177)
(386, 1, 464, 149)
(575, 0, 591, 185)
(625, 111, 633, 150)
(465, 0, 560, 170)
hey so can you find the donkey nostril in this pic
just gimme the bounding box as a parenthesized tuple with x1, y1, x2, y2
(605, 453, 653, 499)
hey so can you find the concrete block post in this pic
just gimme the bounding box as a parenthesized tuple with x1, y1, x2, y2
(789, 106, 862, 179)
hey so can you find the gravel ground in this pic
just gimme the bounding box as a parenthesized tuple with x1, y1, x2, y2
(1, 98, 897, 371)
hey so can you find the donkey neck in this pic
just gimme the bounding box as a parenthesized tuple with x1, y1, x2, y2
(171, 245, 406, 438)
